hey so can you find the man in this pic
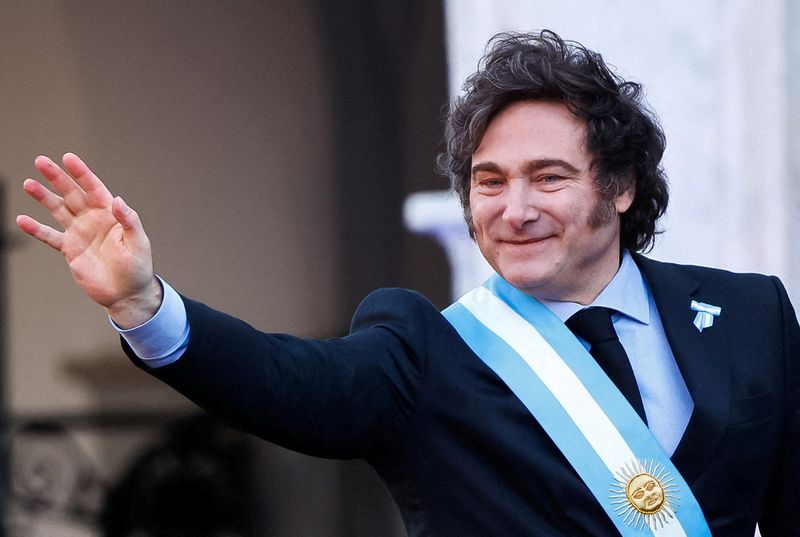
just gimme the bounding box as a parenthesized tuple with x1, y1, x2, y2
(17, 31, 800, 535)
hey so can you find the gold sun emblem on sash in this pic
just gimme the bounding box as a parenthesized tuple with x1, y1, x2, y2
(610, 459, 679, 531)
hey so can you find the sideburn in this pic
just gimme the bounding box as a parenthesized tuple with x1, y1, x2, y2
(588, 170, 634, 229)
(588, 194, 618, 228)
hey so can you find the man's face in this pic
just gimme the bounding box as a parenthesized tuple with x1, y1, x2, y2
(469, 100, 633, 304)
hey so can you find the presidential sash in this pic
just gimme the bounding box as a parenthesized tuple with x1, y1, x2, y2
(442, 274, 711, 536)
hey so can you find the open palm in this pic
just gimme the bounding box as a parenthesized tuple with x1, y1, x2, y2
(17, 153, 160, 326)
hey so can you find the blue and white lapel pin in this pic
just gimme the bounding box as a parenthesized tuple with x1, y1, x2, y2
(690, 300, 721, 332)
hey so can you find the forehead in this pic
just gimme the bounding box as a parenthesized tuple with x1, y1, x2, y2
(473, 100, 589, 165)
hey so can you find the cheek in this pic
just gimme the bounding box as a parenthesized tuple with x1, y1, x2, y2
(550, 191, 591, 225)
(469, 199, 492, 230)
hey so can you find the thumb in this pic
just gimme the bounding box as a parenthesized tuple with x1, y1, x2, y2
(112, 196, 149, 249)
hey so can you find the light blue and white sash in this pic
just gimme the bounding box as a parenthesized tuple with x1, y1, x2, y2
(442, 274, 711, 536)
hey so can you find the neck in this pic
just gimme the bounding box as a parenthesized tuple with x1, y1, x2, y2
(541, 248, 626, 305)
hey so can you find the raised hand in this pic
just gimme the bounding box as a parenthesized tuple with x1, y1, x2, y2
(16, 153, 162, 328)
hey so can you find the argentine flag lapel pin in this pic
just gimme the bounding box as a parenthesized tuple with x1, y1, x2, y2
(690, 300, 721, 332)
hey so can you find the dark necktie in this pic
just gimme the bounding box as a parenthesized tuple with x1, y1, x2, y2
(566, 307, 648, 424)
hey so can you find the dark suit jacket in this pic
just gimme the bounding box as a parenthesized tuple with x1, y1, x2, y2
(127, 256, 800, 536)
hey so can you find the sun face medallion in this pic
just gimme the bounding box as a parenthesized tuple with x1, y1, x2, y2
(610, 459, 679, 531)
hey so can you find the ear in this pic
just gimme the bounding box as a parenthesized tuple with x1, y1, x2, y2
(614, 185, 635, 215)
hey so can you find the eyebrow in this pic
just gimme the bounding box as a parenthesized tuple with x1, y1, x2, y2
(471, 159, 580, 179)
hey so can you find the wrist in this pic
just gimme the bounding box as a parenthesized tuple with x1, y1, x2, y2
(106, 276, 164, 329)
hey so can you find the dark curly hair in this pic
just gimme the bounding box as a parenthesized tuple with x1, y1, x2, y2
(437, 30, 668, 252)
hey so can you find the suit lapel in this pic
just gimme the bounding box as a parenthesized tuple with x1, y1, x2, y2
(634, 255, 732, 486)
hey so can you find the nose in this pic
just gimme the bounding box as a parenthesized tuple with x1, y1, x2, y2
(502, 182, 539, 229)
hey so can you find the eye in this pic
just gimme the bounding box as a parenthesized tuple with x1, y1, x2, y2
(534, 174, 567, 191)
(473, 176, 505, 191)
(632, 490, 644, 500)
(539, 174, 565, 185)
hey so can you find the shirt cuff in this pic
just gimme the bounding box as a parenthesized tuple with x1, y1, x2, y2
(111, 276, 190, 368)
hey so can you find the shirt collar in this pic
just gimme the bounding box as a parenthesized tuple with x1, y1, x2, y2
(541, 251, 651, 325)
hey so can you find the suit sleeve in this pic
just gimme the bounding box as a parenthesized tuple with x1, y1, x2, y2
(122, 288, 430, 460)
(758, 277, 800, 534)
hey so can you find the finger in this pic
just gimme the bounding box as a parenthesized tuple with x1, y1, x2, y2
(62, 152, 114, 207)
(22, 178, 75, 227)
(16, 215, 65, 252)
(112, 196, 149, 250)
(34, 155, 88, 213)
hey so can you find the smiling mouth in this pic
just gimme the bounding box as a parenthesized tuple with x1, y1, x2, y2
(502, 236, 551, 245)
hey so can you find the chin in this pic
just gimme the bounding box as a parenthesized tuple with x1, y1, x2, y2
(494, 256, 567, 298)
(498, 269, 549, 295)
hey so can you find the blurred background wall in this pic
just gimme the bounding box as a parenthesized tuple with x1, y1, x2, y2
(0, 0, 797, 535)
(1, 1, 446, 535)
